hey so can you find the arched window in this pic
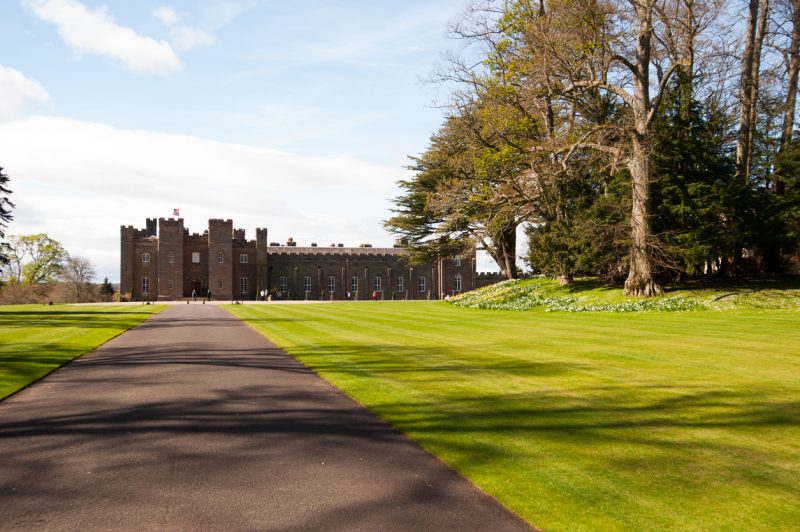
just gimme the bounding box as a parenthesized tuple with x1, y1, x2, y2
(218, 250, 224, 263)
(304, 276, 311, 293)
(351, 276, 358, 293)
(396, 276, 404, 292)
(168, 251, 175, 264)
(240, 277, 248, 294)
(328, 276, 336, 293)
(454, 274, 462, 292)
(374, 276, 382, 292)
(418, 275, 426, 292)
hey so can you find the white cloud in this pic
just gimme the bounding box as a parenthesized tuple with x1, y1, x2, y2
(170, 25, 215, 51)
(0, 116, 407, 281)
(23, 0, 182, 75)
(0, 66, 50, 121)
(153, 6, 179, 26)
(153, 4, 215, 50)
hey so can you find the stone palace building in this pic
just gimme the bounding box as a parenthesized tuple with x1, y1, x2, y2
(120, 217, 486, 301)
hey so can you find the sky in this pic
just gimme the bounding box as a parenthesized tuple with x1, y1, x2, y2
(0, 0, 507, 282)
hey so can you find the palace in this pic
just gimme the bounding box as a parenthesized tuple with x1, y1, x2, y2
(120, 218, 482, 301)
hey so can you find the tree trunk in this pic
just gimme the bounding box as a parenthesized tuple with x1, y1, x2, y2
(497, 224, 518, 279)
(678, 0, 696, 121)
(736, 0, 760, 183)
(555, 272, 572, 285)
(778, 0, 800, 195)
(625, 135, 663, 296)
(624, 1, 662, 297)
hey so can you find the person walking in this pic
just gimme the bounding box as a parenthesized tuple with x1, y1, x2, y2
(372, 290, 377, 301)
(207, 290, 212, 302)
(191, 289, 197, 302)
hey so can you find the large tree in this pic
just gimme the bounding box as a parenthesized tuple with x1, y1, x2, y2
(10, 234, 69, 285)
(61, 256, 96, 303)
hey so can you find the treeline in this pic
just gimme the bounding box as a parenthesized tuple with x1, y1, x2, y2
(0, 233, 115, 304)
(386, 0, 800, 295)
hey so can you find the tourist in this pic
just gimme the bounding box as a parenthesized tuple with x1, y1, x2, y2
(191, 289, 197, 302)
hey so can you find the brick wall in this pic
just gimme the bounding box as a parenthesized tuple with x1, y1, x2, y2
(208, 219, 233, 300)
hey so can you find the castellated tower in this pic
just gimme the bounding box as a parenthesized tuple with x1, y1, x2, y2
(158, 218, 184, 299)
(255, 228, 269, 296)
(208, 219, 233, 299)
(120, 219, 157, 299)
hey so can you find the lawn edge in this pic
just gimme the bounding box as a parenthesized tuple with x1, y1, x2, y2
(222, 304, 540, 531)
(0, 304, 168, 402)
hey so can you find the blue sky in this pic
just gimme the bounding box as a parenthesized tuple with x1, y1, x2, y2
(0, 0, 506, 281)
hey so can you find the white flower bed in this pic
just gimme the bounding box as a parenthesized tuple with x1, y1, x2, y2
(449, 279, 706, 313)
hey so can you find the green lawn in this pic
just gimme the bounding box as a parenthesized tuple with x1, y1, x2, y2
(227, 301, 800, 531)
(0, 304, 165, 399)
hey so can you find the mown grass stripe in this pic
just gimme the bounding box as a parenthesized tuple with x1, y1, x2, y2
(227, 301, 800, 531)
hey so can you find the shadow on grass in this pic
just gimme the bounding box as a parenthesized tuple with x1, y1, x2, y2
(0, 309, 157, 329)
(283, 343, 585, 378)
(0, 342, 533, 531)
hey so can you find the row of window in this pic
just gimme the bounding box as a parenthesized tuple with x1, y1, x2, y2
(145, 253, 460, 266)
(142, 252, 250, 264)
(140, 274, 463, 296)
(141, 276, 251, 294)
(276, 274, 461, 294)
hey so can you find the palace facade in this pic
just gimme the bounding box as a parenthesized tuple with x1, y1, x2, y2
(121, 218, 480, 301)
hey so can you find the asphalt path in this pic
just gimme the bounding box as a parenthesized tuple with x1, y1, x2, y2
(0, 304, 532, 531)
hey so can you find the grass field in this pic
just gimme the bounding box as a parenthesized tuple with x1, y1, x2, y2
(227, 301, 800, 531)
(0, 304, 164, 399)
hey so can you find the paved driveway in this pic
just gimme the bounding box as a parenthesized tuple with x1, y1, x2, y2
(0, 304, 531, 531)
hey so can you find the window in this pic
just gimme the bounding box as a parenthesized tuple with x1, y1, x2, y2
(374, 275, 382, 293)
(419, 275, 426, 292)
(218, 250, 224, 263)
(218, 279, 223, 290)
(192, 252, 200, 263)
(141, 277, 150, 294)
(454, 274, 462, 292)
(168, 279, 173, 289)
(328, 276, 335, 293)
(142, 252, 150, 263)
(454, 255, 461, 267)
(351, 276, 358, 293)
(304, 276, 312, 293)
(168, 251, 175, 264)
(279, 276, 288, 293)
(396, 276, 404, 292)
(240, 253, 248, 264)
(240, 277, 248, 294)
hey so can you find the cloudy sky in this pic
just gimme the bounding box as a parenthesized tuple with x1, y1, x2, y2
(0, 0, 503, 281)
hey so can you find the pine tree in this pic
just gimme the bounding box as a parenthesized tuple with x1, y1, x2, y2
(100, 277, 115, 302)
(0, 167, 14, 266)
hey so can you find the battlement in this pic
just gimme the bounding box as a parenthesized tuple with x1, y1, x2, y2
(158, 217, 183, 226)
(121, 225, 151, 240)
(267, 246, 406, 257)
(233, 228, 246, 241)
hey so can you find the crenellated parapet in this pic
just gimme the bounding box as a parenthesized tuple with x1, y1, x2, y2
(267, 246, 405, 257)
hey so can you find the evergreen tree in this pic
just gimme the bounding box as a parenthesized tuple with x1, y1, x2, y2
(650, 84, 738, 280)
(0, 167, 13, 266)
(100, 277, 116, 302)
